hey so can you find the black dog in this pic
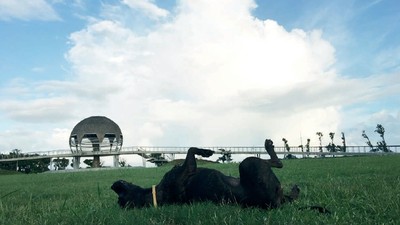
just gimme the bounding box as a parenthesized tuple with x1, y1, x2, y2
(111, 139, 300, 209)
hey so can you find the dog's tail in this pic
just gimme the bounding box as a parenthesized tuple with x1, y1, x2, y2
(283, 185, 331, 214)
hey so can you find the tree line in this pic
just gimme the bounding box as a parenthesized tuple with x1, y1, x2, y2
(281, 124, 391, 158)
(0, 149, 50, 173)
(0, 149, 107, 173)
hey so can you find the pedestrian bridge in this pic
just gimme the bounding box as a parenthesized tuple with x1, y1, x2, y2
(1, 145, 399, 164)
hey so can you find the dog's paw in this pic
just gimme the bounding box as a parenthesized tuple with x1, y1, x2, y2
(264, 139, 274, 148)
(189, 147, 214, 157)
(200, 149, 214, 157)
(264, 139, 274, 151)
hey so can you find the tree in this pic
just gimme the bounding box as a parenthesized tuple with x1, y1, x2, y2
(326, 132, 338, 153)
(329, 132, 335, 144)
(316, 132, 323, 152)
(362, 130, 375, 152)
(10, 149, 22, 158)
(0, 150, 50, 173)
(217, 149, 232, 163)
(282, 138, 290, 152)
(0, 160, 17, 171)
(341, 132, 346, 152)
(298, 144, 304, 152)
(282, 138, 295, 159)
(137, 153, 167, 167)
(53, 158, 69, 170)
(83, 159, 94, 168)
(17, 157, 50, 173)
(119, 158, 127, 167)
(375, 124, 390, 152)
(148, 153, 168, 167)
(305, 138, 311, 157)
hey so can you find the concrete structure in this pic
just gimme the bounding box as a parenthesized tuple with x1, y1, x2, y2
(69, 116, 123, 169)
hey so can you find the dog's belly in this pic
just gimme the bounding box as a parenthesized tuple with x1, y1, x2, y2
(185, 168, 244, 204)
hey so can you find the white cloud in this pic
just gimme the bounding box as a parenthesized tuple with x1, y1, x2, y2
(1, 97, 77, 123)
(122, 0, 169, 20)
(0, 0, 61, 21)
(61, 0, 350, 147)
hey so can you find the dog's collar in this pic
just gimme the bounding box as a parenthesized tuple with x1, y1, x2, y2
(152, 185, 158, 208)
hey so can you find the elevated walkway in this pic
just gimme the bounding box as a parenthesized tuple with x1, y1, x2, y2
(1, 145, 399, 163)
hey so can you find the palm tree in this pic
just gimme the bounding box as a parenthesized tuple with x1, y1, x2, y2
(305, 138, 311, 157)
(341, 132, 346, 152)
(282, 138, 290, 152)
(329, 132, 335, 144)
(362, 130, 374, 152)
(375, 124, 389, 152)
(327, 132, 336, 153)
(282, 138, 295, 159)
(316, 132, 323, 152)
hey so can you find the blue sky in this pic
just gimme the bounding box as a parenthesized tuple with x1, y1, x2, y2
(0, 0, 399, 156)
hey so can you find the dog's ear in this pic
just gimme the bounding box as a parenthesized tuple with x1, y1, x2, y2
(111, 180, 146, 208)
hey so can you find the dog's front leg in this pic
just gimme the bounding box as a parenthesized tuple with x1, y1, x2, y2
(182, 147, 214, 174)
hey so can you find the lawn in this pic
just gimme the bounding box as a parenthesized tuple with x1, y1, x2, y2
(0, 155, 399, 225)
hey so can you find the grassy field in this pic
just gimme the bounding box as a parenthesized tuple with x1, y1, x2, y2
(1, 155, 399, 225)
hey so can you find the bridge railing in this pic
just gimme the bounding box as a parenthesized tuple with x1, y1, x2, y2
(121, 145, 400, 154)
(1, 145, 399, 161)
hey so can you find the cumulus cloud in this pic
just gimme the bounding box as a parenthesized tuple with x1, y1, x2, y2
(61, 0, 358, 146)
(0, 0, 60, 21)
(122, 0, 169, 20)
(1, 0, 399, 154)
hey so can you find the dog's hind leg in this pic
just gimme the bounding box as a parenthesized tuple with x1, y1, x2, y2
(264, 139, 283, 168)
(239, 157, 283, 208)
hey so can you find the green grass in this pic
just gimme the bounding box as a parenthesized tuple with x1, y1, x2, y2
(1, 155, 399, 225)
(0, 169, 20, 175)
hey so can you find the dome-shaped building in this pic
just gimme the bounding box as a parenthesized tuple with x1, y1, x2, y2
(69, 116, 123, 168)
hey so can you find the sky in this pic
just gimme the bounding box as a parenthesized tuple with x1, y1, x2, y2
(1, 0, 400, 156)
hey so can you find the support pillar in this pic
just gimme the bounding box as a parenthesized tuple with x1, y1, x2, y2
(142, 156, 146, 167)
(73, 156, 80, 169)
(113, 155, 119, 168)
(93, 156, 100, 168)
(49, 158, 53, 170)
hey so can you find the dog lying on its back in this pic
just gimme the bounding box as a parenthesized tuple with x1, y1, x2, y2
(111, 139, 300, 209)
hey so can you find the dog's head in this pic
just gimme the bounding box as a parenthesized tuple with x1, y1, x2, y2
(111, 180, 147, 208)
